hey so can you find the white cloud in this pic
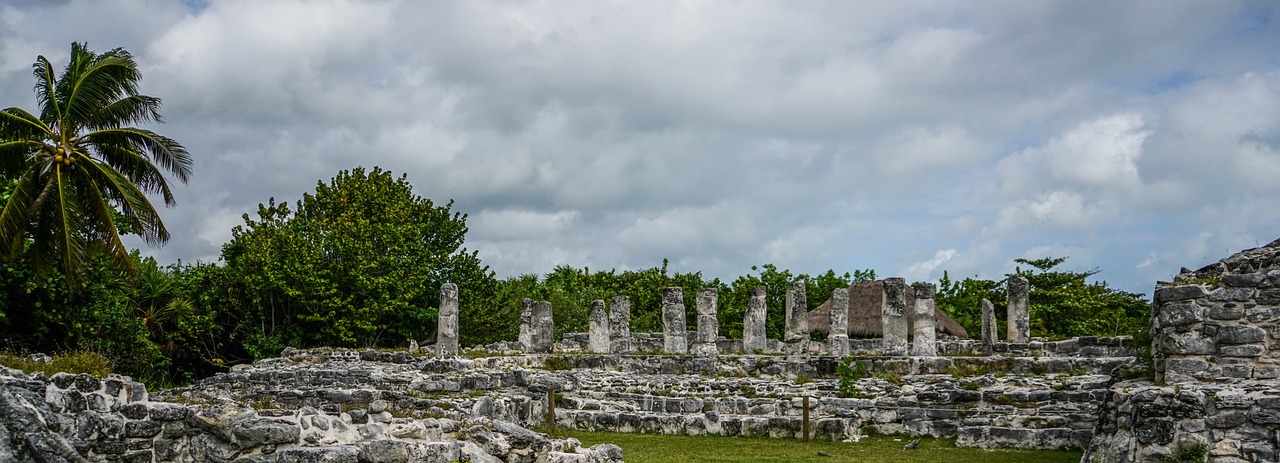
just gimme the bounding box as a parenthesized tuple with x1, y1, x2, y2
(1, 1, 1278, 294)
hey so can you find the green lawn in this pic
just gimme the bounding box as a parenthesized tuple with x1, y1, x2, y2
(567, 431, 1083, 463)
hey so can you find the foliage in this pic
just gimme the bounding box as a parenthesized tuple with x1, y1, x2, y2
(0, 349, 112, 377)
(836, 357, 870, 398)
(218, 167, 494, 351)
(467, 262, 876, 347)
(935, 257, 1149, 339)
(0, 42, 191, 282)
(1013, 257, 1149, 338)
(935, 271, 1005, 340)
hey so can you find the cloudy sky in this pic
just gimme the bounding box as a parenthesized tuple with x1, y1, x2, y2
(2, 1, 1278, 294)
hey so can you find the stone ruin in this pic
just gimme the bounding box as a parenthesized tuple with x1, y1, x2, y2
(1084, 238, 1280, 463)
(6, 239, 1280, 462)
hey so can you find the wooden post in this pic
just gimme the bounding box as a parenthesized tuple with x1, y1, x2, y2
(547, 389, 557, 434)
(802, 396, 810, 442)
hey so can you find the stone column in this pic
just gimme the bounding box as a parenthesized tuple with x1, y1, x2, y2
(784, 282, 808, 354)
(588, 300, 610, 353)
(743, 287, 768, 354)
(519, 298, 535, 351)
(609, 296, 632, 354)
(980, 298, 996, 356)
(911, 283, 937, 357)
(693, 288, 719, 357)
(828, 287, 850, 357)
(881, 278, 909, 356)
(662, 288, 688, 354)
(531, 300, 554, 354)
(436, 283, 459, 356)
(1007, 276, 1030, 343)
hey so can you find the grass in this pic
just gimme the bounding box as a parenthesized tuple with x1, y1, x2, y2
(0, 350, 112, 377)
(566, 431, 1082, 463)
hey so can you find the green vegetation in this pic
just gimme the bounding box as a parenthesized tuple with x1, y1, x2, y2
(0, 350, 111, 377)
(568, 431, 1083, 463)
(936, 257, 1150, 340)
(835, 357, 870, 398)
(0, 42, 192, 282)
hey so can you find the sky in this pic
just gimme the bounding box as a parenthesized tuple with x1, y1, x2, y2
(2, 0, 1278, 295)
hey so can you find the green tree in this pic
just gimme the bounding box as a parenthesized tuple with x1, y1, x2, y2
(220, 167, 493, 351)
(934, 257, 1149, 340)
(0, 42, 192, 281)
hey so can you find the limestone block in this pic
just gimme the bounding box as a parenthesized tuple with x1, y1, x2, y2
(911, 283, 937, 357)
(531, 301, 555, 354)
(609, 296, 632, 354)
(1157, 302, 1204, 327)
(1209, 287, 1254, 302)
(743, 288, 768, 354)
(1160, 332, 1216, 355)
(980, 299, 997, 356)
(437, 283, 459, 357)
(1216, 325, 1266, 344)
(1006, 276, 1030, 343)
(784, 282, 808, 354)
(828, 288, 850, 357)
(1154, 285, 1208, 304)
(693, 288, 719, 357)
(881, 278, 909, 356)
(588, 300, 610, 354)
(662, 288, 688, 354)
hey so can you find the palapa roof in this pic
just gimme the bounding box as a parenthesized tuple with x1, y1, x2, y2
(807, 280, 969, 338)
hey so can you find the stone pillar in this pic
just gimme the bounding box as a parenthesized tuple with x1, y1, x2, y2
(436, 283, 459, 356)
(609, 296, 632, 354)
(881, 278, 909, 356)
(784, 282, 808, 354)
(661, 287, 687, 354)
(588, 299, 610, 353)
(531, 300, 554, 354)
(828, 287, 850, 357)
(911, 283, 937, 357)
(743, 287, 768, 354)
(1007, 276, 1030, 343)
(519, 298, 535, 351)
(980, 298, 996, 356)
(693, 288, 719, 357)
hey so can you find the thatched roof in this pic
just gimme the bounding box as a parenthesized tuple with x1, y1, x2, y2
(807, 280, 969, 338)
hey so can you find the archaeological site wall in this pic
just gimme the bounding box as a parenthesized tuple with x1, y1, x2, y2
(1083, 238, 1280, 463)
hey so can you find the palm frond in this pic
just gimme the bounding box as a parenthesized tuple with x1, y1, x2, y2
(85, 127, 192, 185)
(88, 94, 163, 129)
(63, 48, 143, 131)
(75, 156, 169, 246)
(33, 56, 61, 125)
(73, 167, 134, 273)
(0, 168, 42, 255)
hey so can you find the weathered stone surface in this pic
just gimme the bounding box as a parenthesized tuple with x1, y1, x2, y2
(588, 300, 610, 354)
(911, 283, 937, 357)
(1006, 276, 1029, 343)
(437, 283, 459, 357)
(1159, 332, 1216, 355)
(784, 282, 808, 354)
(828, 288, 849, 357)
(1157, 301, 1203, 327)
(1155, 285, 1208, 303)
(519, 298, 535, 351)
(743, 288, 768, 354)
(662, 288, 688, 354)
(881, 278, 909, 356)
(1216, 325, 1266, 344)
(693, 289, 719, 357)
(532, 301, 554, 354)
(609, 296, 632, 354)
(980, 299, 996, 356)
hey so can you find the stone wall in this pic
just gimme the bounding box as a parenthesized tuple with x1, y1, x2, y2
(0, 363, 622, 463)
(1083, 238, 1280, 463)
(145, 346, 1136, 452)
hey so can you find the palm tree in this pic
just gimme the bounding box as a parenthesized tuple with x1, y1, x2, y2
(0, 42, 192, 281)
